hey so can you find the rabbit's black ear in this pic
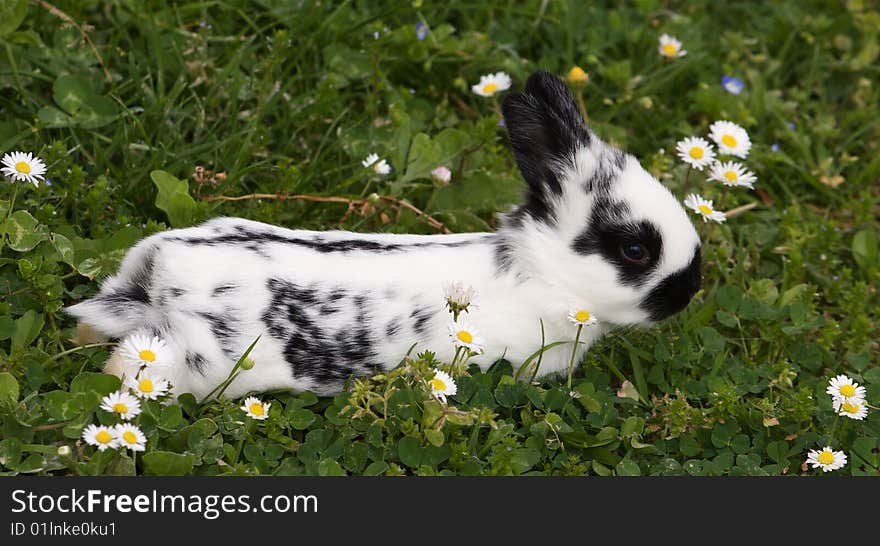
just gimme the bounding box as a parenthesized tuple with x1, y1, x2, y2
(502, 70, 592, 220)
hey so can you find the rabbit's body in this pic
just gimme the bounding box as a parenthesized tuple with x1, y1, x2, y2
(67, 71, 701, 399)
(77, 218, 604, 397)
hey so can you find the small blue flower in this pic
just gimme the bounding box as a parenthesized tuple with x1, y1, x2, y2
(498, 119, 505, 127)
(373, 31, 379, 40)
(787, 121, 796, 129)
(770, 143, 780, 152)
(44, 179, 52, 186)
(721, 75, 744, 95)
(415, 22, 428, 41)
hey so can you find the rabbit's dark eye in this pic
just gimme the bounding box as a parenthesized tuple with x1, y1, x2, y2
(621, 242, 650, 266)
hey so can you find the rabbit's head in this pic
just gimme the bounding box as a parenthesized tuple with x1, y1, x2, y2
(498, 70, 701, 326)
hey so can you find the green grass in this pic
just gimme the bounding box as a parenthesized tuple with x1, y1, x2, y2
(0, 0, 878, 476)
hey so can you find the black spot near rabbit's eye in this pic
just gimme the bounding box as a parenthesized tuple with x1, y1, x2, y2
(573, 212, 662, 286)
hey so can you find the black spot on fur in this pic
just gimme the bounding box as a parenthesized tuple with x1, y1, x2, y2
(261, 278, 379, 392)
(97, 248, 156, 308)
(326, 289, 346, 302)
(169, 225, 490, 255)
(641, 247, 702, 321)
(409, 307, 433, 337)
(385, 317, 402, 338)
(168, 287, 186, 297)
(492, 234, 516, 273)
(197, 311, 238, 359)
(185, 352, 207, 374)
(212, 283, 237, 297)
(571, 199, 662, 286)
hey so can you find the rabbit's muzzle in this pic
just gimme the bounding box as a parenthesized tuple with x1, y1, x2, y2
(640, 247, 702, 322)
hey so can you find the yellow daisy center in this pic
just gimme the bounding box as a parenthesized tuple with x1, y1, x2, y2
(839, 384, 855, 397)
(689, 147, 704, 159)
(567, 67, 587, 83)
(661, 43, 677, 56)
(721, 134, 737, 147)
(122, 431, 138, 444)
(482, 83, 498, 94)
(113, 403, 128, 414)
(139, 349, 156, 362)
(575, 310, 591, 322)
(138, 378, 154, 393)
(249, 403, 265, 416)
(430, 378, 447, 391)
(817, 451, 835, 465)
(724, 171, 737, 181)
(841, 401, 859, 414)
(456, 330, 474, 344)
(95, 430, 113, 444)
(15, 161, 31, 174)
(698, 205, 713, 215)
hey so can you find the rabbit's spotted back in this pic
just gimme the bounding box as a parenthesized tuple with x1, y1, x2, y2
(66, 70, 701, 399)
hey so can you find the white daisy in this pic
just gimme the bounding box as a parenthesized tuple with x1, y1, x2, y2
(362, 153, 391, 175)
(125, 371, 171, 400)
(708, 120, 752, 158)
(82, 424, 118, 451)
(833, 397, 868, 420)
(675, 137, 716, 170)
(429, 369, 457, 404)
(362, 153, 380, 168)
(658, 34, 686, 58)
(471, 72, 512, 97)
(1, 151, 47, 185)
(805, 446, 847, 472)
(120, 333, 172, 368)
(115, 423, 147, 452)
(567, 309, 599, 327)
(100, 390, 142, 420)
(241, 396, 270, 420)
(447, 322, 485, 354)
(444, 281, 476, 311)
(708, 161, 757, 189)
(431, 166, 452, 185)
(826, 374, 866, 404)
(684, 194, 726, 223)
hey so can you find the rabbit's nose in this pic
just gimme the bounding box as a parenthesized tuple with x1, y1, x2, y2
(640, 246, 702, 322)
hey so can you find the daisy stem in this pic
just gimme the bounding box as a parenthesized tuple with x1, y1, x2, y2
(451, 346, 463, 374)
(575, 91, 588, 121)
(529, 319, 547, 383)
(682, 165, 693, 195)
(199, 335, 260, 404)
(566, 324, 584, 391)
(724, 202, 758, 219)
(4, 182, 18, 223)
(826, 411, 841, 447)
(43, 342, 118, 365)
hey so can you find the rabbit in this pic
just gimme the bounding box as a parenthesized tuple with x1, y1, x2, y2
(65, 70, 702, 400)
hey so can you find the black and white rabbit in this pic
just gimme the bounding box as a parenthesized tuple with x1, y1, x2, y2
(66, 70, 701, 399)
